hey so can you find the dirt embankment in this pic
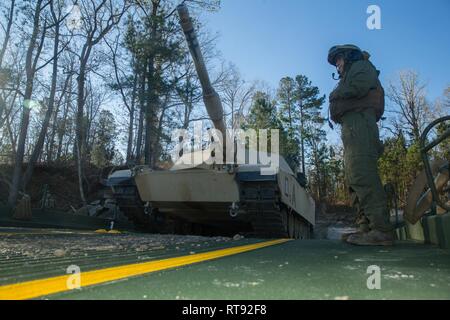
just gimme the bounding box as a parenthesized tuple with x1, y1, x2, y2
(0, 164, 115, 211)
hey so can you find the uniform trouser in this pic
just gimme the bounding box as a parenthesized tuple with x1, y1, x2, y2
(341, 109, 393, 232)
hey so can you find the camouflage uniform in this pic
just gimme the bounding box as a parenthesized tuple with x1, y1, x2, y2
(330, 60, 393, 233)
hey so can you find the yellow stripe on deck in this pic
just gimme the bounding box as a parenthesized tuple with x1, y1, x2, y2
(0, 238, 290, 300)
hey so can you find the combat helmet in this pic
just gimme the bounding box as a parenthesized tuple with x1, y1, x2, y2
(328, 44, 363, 66)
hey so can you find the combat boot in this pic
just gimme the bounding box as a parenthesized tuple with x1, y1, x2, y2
(341, 225, 369, 242)
(341, 230, 366, 242)
(346, 229, 394, 246)
(341, 213, 370, 241)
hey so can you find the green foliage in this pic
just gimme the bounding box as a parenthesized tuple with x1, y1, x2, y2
(378, 132, 408, 203)
(436, 122, 450, 160)
(91, 110, 117, 167)
(244, 91, 281, 130)
(378, 132, 427, 206)
(242, 91, 298, 168)
(405, 141, 423, 177)
(325, 146, 347, 204)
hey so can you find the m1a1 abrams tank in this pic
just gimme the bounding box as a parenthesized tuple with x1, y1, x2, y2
(106, 4, 315, 238)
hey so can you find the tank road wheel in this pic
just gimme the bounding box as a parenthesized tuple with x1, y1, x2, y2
(192, 223, 204, 236)
(174, 221, 193, 235)
(293, 215, 311, 240)
(287, 211, 296, 239)
(294, 217, 300, 239)
(120, 206, 169, 233)
(280, 209, 289, 238)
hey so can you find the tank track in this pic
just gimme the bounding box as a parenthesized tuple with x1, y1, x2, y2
(107, 183, 165, 232)
(239, 180, 312, 239)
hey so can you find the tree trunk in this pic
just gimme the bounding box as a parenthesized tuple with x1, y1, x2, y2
(48, 72, 72, 162)
(300, 100, 305, 174)
(126, 73, 137, 161)
(56, 85, 71, 161)
(5, 115, 17, 158)
(154, 101, 167, 165)
(144, 54, 155, 166)
(144, 3, 161, 167)
(135, 61, 147, 163)
(75, 49, 90, 205)
(46, 98, 59, 162)
(8, 0, 43, 206)
(23, 4, 61, 190)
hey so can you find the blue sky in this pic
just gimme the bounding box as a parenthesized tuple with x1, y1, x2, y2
(201, 0, 450, 117)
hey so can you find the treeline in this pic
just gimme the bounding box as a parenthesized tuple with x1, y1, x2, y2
(0, 0, 448, 210)
(0, 0, 231, 206)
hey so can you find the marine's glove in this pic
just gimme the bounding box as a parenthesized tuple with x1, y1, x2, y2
(329, 90, 343, 123)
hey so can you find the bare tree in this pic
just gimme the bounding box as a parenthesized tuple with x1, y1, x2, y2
(387, 70, 433, 143)
(0, 0, 15, 69)
(444, 86, 450, 108)
(22, 0, 71, 190)
(0, 0, 20, 155)
(46, 63, 74, 162)
(222, 63, 255, 129)
(73, 0, 128, 204)
(105, 33, 138, 161)
(433, 85, 450, 117)
(8, 0, 49, 205)
(0, 49, 24, 142)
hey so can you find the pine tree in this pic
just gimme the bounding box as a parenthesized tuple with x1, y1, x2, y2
(91, 110, 117, 167)
(243, 91, 296, 167)
(277, 75, 325, 173)
(123, 3, 184, 166)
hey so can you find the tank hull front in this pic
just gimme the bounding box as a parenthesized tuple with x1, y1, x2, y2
(134, 168, 240, 203)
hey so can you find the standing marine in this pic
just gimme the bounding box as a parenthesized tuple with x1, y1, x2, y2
(327, 44, 394, 246)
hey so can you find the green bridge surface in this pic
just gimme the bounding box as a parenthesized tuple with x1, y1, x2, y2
(0, 227, 449, 300)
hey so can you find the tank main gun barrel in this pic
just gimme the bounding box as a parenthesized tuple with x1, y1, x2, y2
(177, 4, 227, 145)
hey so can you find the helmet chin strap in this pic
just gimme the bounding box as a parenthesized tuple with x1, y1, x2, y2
(332, 63, 345, 80)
